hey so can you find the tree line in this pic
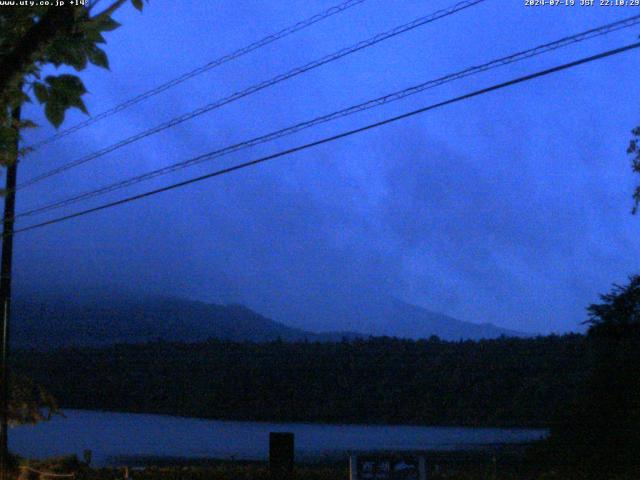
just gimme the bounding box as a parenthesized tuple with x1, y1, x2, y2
(14, 334, 589, 428)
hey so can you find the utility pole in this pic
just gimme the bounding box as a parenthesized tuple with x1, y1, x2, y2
(0, 105, 21, 480)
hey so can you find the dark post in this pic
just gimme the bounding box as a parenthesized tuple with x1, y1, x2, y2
(0, 105, 21, 480)
(269, 432, 294, 478)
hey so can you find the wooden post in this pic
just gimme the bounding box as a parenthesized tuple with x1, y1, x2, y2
(419, 456, 427, 480)
(349, 455, 358, 480)
(0, 105, 20, 480)
(82, 450, 92, 466)
(269, 432, 294, 478)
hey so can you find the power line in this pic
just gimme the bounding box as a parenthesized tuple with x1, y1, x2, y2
(10, 42, 640, 237)
(25, 0, 368, 151)
(13, 14, 640, 221)
(16, 0, 485, 191)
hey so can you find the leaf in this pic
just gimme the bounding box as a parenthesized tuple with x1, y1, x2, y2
(44, 101, 65, 128)
(33, 82, 49, 103)
(131, 0, 144, 11)
(94, 16, 121, 32)
(58, 41, 88, 71)
(52, 27, 97, 71)
(45, 74, 87, 99)
(88, 46, 109, 69)
(41, 75, 90, 124)
(84, 25, 106, 44)
(45, 42, 67, 68)
(69, 96, 89, 115)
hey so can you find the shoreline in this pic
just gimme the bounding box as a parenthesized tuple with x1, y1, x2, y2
(52, 407, 553, 431)
(108, 443, 538, 467)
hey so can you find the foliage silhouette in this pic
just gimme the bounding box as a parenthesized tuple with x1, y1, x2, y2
(0, 0, 147, 166)
(0, 0, 146, 424)
(544, 275, 640, 477)
(16, 334, 587, 428)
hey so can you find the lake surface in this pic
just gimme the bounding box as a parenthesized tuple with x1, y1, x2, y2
(11, 410, 547, 466)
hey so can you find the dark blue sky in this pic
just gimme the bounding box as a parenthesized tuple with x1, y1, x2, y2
(9, 0, 640, 334)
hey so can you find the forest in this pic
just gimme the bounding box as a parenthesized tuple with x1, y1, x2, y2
(13, 334, 590, 428)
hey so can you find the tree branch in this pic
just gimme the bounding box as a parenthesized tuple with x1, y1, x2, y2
(0, 0, 128, 110)
(0, 6, 76, 109)
(92, 0, 127, 19)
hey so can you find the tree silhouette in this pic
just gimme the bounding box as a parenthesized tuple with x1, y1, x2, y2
(547, 275, 640, 477)
(629, 128, 640, 214)
(0, 0, 146, 428)
(5, 374, 57, 425)
(0, 0, 147, 165)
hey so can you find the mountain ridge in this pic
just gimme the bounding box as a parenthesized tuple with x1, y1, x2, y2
(11, 293, 526, 350)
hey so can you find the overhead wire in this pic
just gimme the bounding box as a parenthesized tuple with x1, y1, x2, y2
(10, 41, 640, 237)
(25, 0, 369, 151)
(13, 14, 640, 221)
(15, 0, 485, 191)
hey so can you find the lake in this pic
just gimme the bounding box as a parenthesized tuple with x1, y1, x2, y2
(11, 410, 547, 466)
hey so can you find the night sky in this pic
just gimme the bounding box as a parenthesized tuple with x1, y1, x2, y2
(8, 0, 640, 335)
